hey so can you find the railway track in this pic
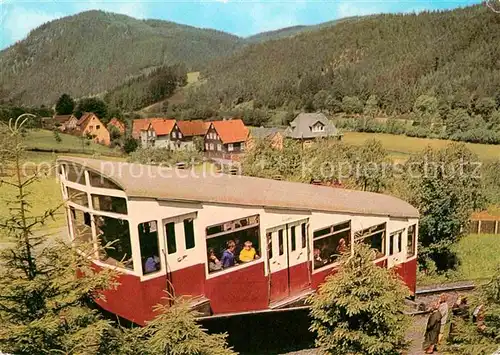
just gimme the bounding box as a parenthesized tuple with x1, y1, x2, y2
(407, 281, 477, 316)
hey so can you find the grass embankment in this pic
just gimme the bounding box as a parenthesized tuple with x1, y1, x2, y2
(417, 233, 500, 286)
(343, 132, 500, 162)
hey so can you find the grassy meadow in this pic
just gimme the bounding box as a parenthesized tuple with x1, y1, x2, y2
(417, 233, 500, 286)
(24, 129, 121, 155)
(343, 132, 500, 162)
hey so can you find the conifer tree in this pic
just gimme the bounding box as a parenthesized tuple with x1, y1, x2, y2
(308, 243, 410, 355)
(0, 114, 118, 354)
(116, 296, 236, 355)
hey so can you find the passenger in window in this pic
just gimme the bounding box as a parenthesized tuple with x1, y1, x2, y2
(239, 241, 260, 263)
(208, 248, 223, 272)
(220, 240, 237, 268)
(313, 248, 327, 269)
(233, 237, 243, 263)
(144, 253, 160, 274)
(336, 238, 348, 254)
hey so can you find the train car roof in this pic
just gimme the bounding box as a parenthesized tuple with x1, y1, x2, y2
(58, 157, 419, 219)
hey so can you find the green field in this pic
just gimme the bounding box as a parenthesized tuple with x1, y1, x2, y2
(343, 132, 500, 162)
(24, 129, 120, 155)
(417, 233, 500, 286)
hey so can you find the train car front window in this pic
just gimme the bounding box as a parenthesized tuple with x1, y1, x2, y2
(67, 187, 88, 207)
(95, 215, 134, 271)
(69, 206, 92, 243)
(91, 194, 128, 215)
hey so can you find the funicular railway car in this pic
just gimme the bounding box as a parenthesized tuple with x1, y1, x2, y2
(58, 157, 419, 325)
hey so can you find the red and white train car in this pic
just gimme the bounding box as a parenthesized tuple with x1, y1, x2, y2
(58, 157, 419, 325)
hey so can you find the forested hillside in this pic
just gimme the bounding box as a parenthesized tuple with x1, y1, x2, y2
(191, 5, 500, 114)
(0, 10, 243, 105)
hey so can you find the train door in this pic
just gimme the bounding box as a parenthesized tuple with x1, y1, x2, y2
(267, 219, 310, 304)
(161, 213, 200, 296)
(387, 229, 404, 269)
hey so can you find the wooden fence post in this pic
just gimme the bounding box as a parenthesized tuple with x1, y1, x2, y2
(478, 220, 482, 234)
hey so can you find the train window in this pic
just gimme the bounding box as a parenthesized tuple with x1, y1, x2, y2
(67, 187, 88, 207)
(389, 230, 403, 255)
(139, 221, 161, 275)
(206, 215, 261, 274)
(278, 230, 284, 256)
(91, 194, 128, 215)
(165, 222, 177, 254)
(313, 220, 351, 270)
(95, 215, 133, 271)
(301, 223, 307, 249)
(184, 219, 195, 250)
(407, 224, 416, 257)
(64, 164, 85, 185)
(291, 226, 296, 252)
(69, 207, 92, 243)
(355, 223, 386, 260)
(88, 171, 122, 190)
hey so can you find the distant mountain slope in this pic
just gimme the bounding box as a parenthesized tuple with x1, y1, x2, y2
(0, 10, 243, 105)
(195, 5, 500, 114)
(245, 26, 309, 43)
(245, 17, 360, 43)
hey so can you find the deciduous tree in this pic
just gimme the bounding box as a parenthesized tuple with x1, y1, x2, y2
(55, 93, 75, 115)
(404, 143, 485, 271)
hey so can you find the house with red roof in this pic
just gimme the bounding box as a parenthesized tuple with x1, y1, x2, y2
(204, 119, 249, 155)
(107, 118, 126, 135)
(170, 120, 210, 150)
(76, 112, 110, 146)
(139, 118, 176, 148)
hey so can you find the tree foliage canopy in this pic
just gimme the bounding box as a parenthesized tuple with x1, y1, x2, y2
(55, 93, 75, 115)
(403, 143, 485, 271)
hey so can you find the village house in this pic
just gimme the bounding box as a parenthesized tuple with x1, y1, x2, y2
(204, 119, 249, 155)
(107, 118, 126, 135)
(139, 118, 176, 149)
(47, 114, 78, 132)
(247, 127, 285, 150)
(284, 113, 342, 146)
(170, 120, 209, 151)
(76, 112, 110, 146)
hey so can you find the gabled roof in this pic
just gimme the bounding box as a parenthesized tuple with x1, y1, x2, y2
(211, 119, 249, 144)
(132, 118, 175, 138)
(108, 118, 125, 133)
(148, 119, 176, 136)
(284, 113, 341, 139)
(57, 157, 420, 219)
(176, 120, 209, 137)
(76, 112, 98, 129)
(53, 114, 75, 124)
(132, 119, 151, 139)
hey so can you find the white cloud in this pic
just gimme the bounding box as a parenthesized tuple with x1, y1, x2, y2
(2, 7, 63, 45)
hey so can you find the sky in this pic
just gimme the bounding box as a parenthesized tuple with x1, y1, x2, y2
(0, 0, 483, 49)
